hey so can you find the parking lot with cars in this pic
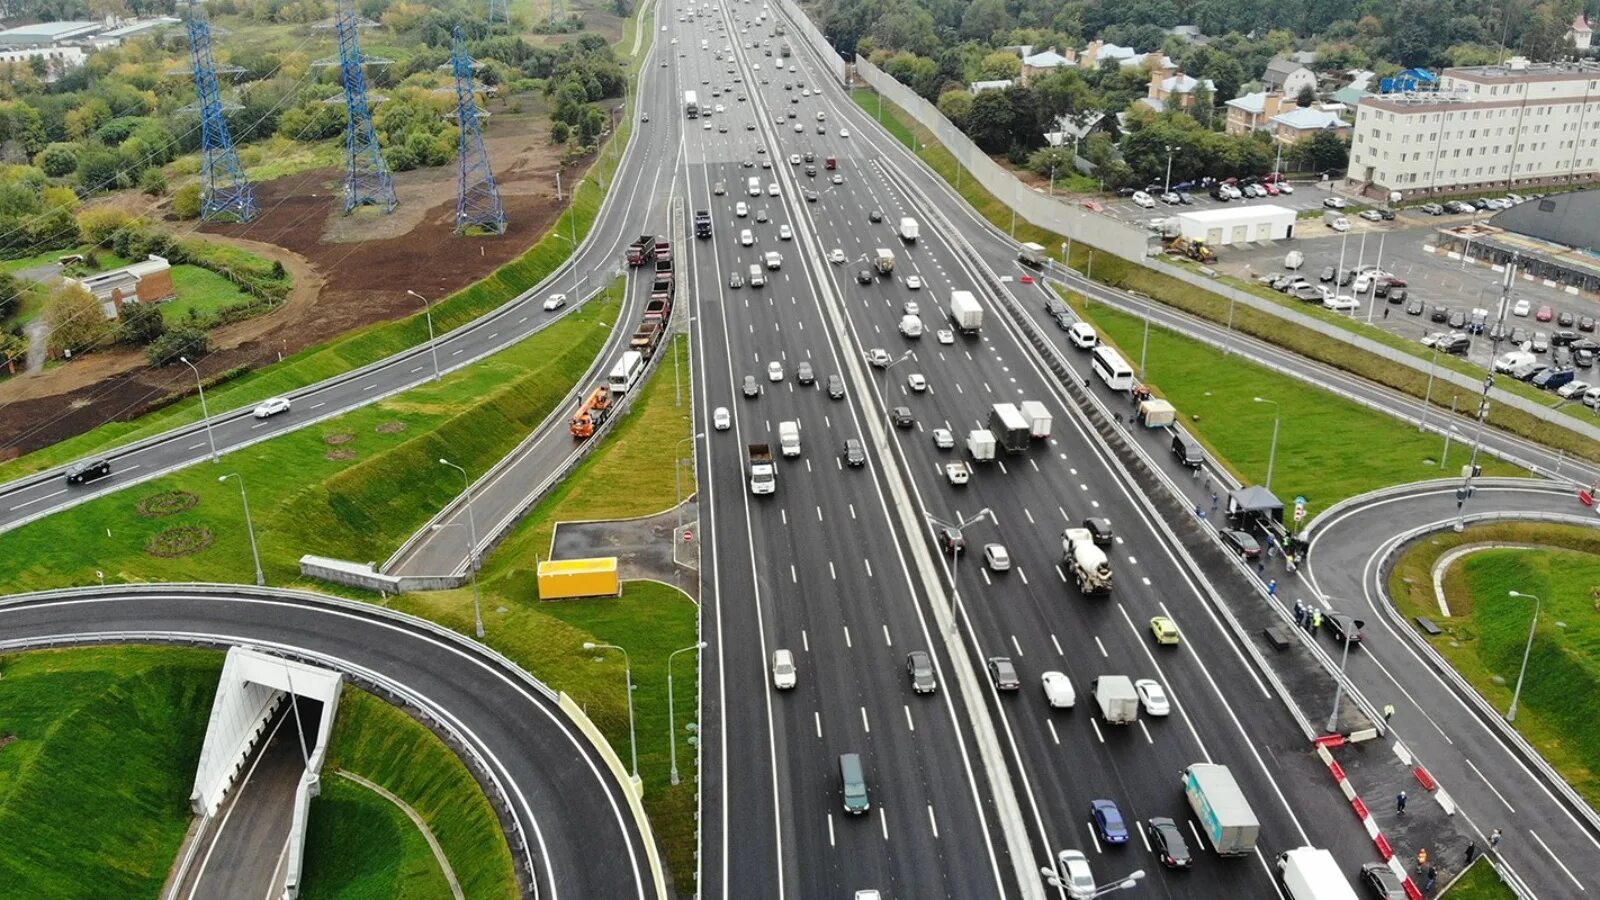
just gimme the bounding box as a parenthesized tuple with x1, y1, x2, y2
(1093, 177, 1339, 229)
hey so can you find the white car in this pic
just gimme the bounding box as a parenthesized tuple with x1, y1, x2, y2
(252, 396, 291, 419)
(767, 361, 784, 381)
(840, 128, 850, 138)
(771, 649, 796, 689)
(936, 329, 954, 344)
(907, 373, 927, 392)
(779, 224, 793, 240)
(793, 122, 804, 132)
(1056, 849, 1096, 900)
(1556, 380, 1590, 399)
(1323, 196, 1348, 209)
(802, 88, 811, 96)
(702, 121, 712, 130)
(1513, 298, 1532, 317)
(903, 300, 919, 315)
(931, 427, 954, 449)
(1041, 671, 1075, 708)
(867, 348, 891, 367)
(789, 153, 801, 165)
(905, 275, 922, 290)
(713, 406, 731, 430)
(767, 183, 780, 196)
(541, 293, 568, 311)
(1134, 678, 1170, 716)
(1324, 295, 1359, 311)
(1328, 216, 1350, 232)
(1277, 182, 1294, 194)
(1130, 191, 1155, 208)
(828, 248, 846, 264)
(1066, 322, 1097, 349)
(983, 542, 1010, 570)
(740, 228, 754, 246)
(736, 201, 749, 217)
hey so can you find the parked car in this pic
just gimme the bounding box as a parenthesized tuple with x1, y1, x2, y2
(1419, 202, 1444, 215)
(1536, 304, 1555, 322)
(1219, 529, 1261, 558)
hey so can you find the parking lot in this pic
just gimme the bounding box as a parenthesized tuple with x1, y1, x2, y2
(1093, 177, 1342, 228)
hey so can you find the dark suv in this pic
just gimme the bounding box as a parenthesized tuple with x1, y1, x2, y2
(65, 458, 112, 485)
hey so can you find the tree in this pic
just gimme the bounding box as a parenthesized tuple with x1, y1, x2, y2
(965, 89, 1018, 152)
(960, 0, 1010, 42)
(78, 207, 135, 245)
(550, 121, 570, 144)
(977, 51, 1022, 80)
(36, 143, 79, 177)
(937, 90, 974, 126)
(172, 182, 203, 219)
(1298, 131, 1350, 172)
(118, 300, 166, 345)
(45, 282, 114, 358)
(139, 168, 167, 196)
(0, 271, 23, 321)
(75, 149, 122, 193)
(1295, 85, 1316, 107)
(577, 107, 606, 145)
(147, 326, 209, 368)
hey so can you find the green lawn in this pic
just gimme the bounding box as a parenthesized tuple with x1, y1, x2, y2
(0, 290, 620, 592)
(1443, 857, 1518, 899)
(1388, 523, 1600, 808)
(161, 265, 258, 324)
(850, 89, 1600, 464)
(0, 646, 223, 898)
(1073, 297, 1524, 518)
(302, 687, 515, 900)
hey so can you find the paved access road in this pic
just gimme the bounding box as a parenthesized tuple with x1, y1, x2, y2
(0, 585, 656, 900)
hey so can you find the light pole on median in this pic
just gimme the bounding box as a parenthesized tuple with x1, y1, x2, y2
(1163, 145, 1176, 194)
(1325, 609, 1365, 733)
(1252, 396, 1282, 492)
(1506, 590, 1542, 723)
(405, 290, 443, 382)
(869, 349, 916, 448)
(584, 640, 639, 780)
(219, 473, 264, 586)
(675, 432, 705, 532)
(1042, 861, 1145, 896)
(438, 458, 485, 639)
(178, 356, 218, 463)
(667, 640, 707, 785)
(928, 508, 992, 639)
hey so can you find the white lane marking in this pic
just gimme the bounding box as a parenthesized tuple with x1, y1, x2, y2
(309, 402, 325, 410)
(1095, 636, 1108, 657)
(928, 805, 940, 839)
(410, 366, 424, 373)
(362, 383, 378, 391)
(880, 807, 889, 841)
(1138, 720, 1154, 745)
(827, 814, 835, 847)
(829, 561, 837, 580)
(815, 712, 823, 739)
(1018, 568, 1029, 586)
(188, 442, 207, 450)
(860, 707, 870, 733)
(1466, 759, 1517, 813)
(1010, 635, 1024, 656)
(864, 558, 873, 577)
(1529, 829, 1584, 889)
(882, 625, 892, 646)
(1047, 719, 1060, 745)
(904, 705, 915, 732)
(843, 626, 852, 648)
(11, 488, 69, 510)
(1051, 634, 1064, 656)
(790, 565, 797, 583)
(1024, 508, 1035, 524)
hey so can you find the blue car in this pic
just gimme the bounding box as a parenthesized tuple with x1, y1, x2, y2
(1091, 799, 1129, 844)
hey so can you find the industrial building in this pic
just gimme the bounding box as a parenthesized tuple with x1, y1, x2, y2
(1172, 205, 1297, 246)
(1434, 189, 1600, 295)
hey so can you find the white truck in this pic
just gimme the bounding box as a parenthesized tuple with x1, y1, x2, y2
(1019, 401, 1052, 440)
(748, 443, 776, 494)
(875, 248, 896, 274)
(1062, 527, 1113, 595)
(898, 217, 920, 242)
(967, 429, 996, 461)
(948, 290, 982, 335)
(684, 90, 700, 118)
(1277, 847, 1359, 900)
(1183, 763, 1260, 857)
(944, 460, 971, 485)
(1091, 675, 1139, 724)
(778, 421, 801, 457)
(898, 315, 923, 338)
(1018, 241, 1047, 268)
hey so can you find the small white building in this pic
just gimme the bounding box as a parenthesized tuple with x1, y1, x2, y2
(0, 45, 86, 80)
(1174, 205, 1297, 246)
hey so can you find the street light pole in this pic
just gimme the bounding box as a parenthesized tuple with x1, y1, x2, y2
(675, 433, 704, 532)
(219, 473, 264, 586)
(584, 640, 639, 779)
(1164, 145, 1176, 194)
(1419, 344, 1439, 431)
(439, 458, 485, 639)
(405, 290, 442, 382)
(929, 508, 992, 638)
(1325, 611, 1364, 733)
(667, 641, 707, 785)
(1506, 590, 1542, 722)
(179, 356, 218, 463)
(1253, 396, 1281, 492)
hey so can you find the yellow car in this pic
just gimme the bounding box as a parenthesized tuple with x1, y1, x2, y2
(1149, 616, 1181, 646)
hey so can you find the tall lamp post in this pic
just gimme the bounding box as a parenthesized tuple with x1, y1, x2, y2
(868, 349, 915, 448)
(218, 473, 264, 586)
(405, 290, 443, 382)
(667, 641, 707, 785)
(1163, 145, 1176, 195)
(439, 458, 484, 639)
(1252, 396, 1282, 492)
(675, 432, 705, 532)
(179, 356, 218, 463)
(1325, 609, 1365, 733)
(1042, 860, 1145, 896)
(584, 640, 639, 780)
(1506, 590, 1542, 722)
(928, 508, 992, 638)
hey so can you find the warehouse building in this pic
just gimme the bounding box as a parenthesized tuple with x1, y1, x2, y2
(1173, 205, 1297, 246)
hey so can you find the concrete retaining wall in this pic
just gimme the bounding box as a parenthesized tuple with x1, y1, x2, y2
(299, 555, 464, 593)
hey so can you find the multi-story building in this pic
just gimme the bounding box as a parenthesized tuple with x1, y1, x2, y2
(1225, 91, 1292, 135)
(1347, 59, 1600, 199)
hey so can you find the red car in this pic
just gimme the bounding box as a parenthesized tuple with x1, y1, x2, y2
(1536, 304, 1555, 322)
(1262, 183, 1280, 196)
(1262, 172, 1286, 184)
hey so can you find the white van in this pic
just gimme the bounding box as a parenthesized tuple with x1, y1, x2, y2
(764, 250, 783, 270)
(748, 176, 762, 196)
(899, 315, 923, 338)
(778, 420, 801, 457)
(1067, 322, 1098, 349)
(749, 264, 766, 287)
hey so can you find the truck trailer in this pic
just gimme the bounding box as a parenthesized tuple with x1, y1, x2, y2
(1018, 242, 1047, 268)
(1182, 763, 1260, 857)
(1019, 400, 1052, 439)
(875, 248, 895, 274)
(1091, 675, 1139, 724)
(948, 291, 982, 335)
(1277, 847, 1359, 900)
(684, 90, 700, 118)
(967, 429, 996, 461)
(988, 403, 1030, 454)
(1062, 527, 1113, 594)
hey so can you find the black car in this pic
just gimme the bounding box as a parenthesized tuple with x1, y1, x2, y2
(805, 165, 816, 177)
(1082, 517, 1115, 546)
(1430, 305, 1450, 323)
(1387, 287, 1408, 304)
(1510, 326, 1530, 344)
(803, 151, 814, 162)
(1338, 269, 1355, 286)
(843, 438, 866, 467)
(940, 526, 966, 554)
(1319, 266, 1336, 283)
(803, 189, 818, 202)
(65, 458, 112, 485)
(827, 374, 845, 399)
(1360, 863, 1407, 899)
(1322, 611, 1364, 646)
(1219, 529, 1261, 558)
(1177, 192, 1193, 205)
(1557, 310, 1575, 327)
(1551, 330, 1580, 348)
(742, 375, 760, 397)
(1406, 298, 1425, 316)
(891, 406, 914, 428)
(1376, 208, 1397, 221)
(868, 209, 884, 223)
(856, 268, 874, 285)
(1448, 310, 1467, 329)
(905, 651, 937, 693)
(1146, 817, 1192, 868)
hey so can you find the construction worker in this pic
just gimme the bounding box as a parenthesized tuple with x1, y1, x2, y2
(1383, 704, 1396, 722)
(1416, 848, 1429, 874)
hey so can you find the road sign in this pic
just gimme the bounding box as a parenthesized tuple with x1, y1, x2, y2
(683, 530, 694, 543)
(1294, 505, 1306, 522)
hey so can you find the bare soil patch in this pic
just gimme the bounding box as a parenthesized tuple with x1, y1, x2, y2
(374, 421, 407, 434)
(324, 448, 358, 461)
(323, 432, 356, 446)
(145, 525, 214, 558)
(135, 491, 199, 518)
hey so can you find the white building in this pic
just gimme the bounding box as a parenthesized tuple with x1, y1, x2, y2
(1173, 205, 1298, 246)
(0, 44, 86, 80)
(0, 21, 102, 48)
(1347, 59, 1600, 198)
(969, 79, 1014, 94)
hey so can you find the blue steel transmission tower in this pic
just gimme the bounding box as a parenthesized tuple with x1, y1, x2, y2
(450, 27, 506, 234)
(329, 0, 396, 214)
(183, 0, 257, 222)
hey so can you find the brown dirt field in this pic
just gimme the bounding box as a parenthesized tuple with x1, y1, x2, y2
(0, 92, 587, 462)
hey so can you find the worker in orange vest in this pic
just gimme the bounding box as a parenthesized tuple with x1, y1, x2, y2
(1416, 848, 1429, 874)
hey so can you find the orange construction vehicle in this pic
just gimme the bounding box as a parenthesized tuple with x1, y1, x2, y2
(569, 385, 613, 439)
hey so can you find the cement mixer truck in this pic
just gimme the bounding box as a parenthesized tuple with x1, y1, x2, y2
(1062, 527, 1113, 595)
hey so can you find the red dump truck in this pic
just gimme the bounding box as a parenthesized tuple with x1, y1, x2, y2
(626, 235, 658, 266)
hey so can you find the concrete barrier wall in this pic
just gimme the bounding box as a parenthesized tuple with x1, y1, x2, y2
(189, 658, 281, 816)
(774, 0, 846, 85)
(299, 555, 464, 593)
(851, 57, 1151, 263)
(557, 692, 668, 899)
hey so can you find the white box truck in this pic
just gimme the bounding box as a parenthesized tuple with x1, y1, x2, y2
(967, 429, 996, 461)
(948, 291, 982, 335)
(1091, 675, 1139, 724)
(1018, 242, 1047, 267)
(1277, 847, 1359, 900)
(778, 421, 801, 457)
(898, 315, 923, 338)
(1182, 763, 1260, 857)
(1019, 401, 1052, 440)
(898, 217, 920, 242)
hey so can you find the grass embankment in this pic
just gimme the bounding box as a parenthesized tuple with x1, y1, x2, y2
(301, 687, 516, 900)
(162, 265, 258, 323)
(1443, 858, 1519, 899)
(1072, 297, 1524, 516)
(0, 647, 222, 898)
(397, 332, 700, 890)
(0, 290, 620, 591)
(1389, 523, 1600, 808)
(849, 89, 1600, 464)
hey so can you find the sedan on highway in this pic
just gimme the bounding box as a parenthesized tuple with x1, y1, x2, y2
(1323, 611, 1365, 647)
(712, 407, 730, 430)
(983, 543, 1010, 571)
(1041, 671, 1075, 708)
(840, 128, 850, 138)
(866, 348, 891, 367)
(1056, 850, 1096, 899)
(795, 361, 814, 384)
(742, 376, 759, 397)
(1135, 678, 1170, 716)
(936, 329, 954, 344)
(856, 268, 874, 285)
(827, 374, 845, 399)
(766, 361, 784, 381)
(931, 428, 954, 449)
(987, 657, 1019, 690)
(252, 397, 291, 419)
(735, 202, 748, 217)
(906, 651, 937, 694)
(842, 438, 866, 467)
(828, 248, 845, 264)
(831, 174, 844, 185)
(778, 224, 793, 240)
(905, 275, 922, 290)
(890, 406, 913, 428)
(771, 649, 796, 689)
(1090, 800, 1129, 844)
(906, 373, 927, 392)
(543, 293, 568, 311)
(1219, 529, 1261, 558)
(1146, 817, 1192, 868)
(1149, 616, 1180, 645)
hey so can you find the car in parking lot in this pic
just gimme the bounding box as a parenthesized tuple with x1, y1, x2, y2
(1419, 202, 1444, 215)
(1536, 304, 1554, 321)
(1324, 294, 1359, 311)
(1149, 616, 1180, 645)
(1580, 316, 1595, 332)
(1558, 310, 1575, 327)
(1219, 529, 1261, 557)
(1146, 817, 1192, 868)
(253, 396, 291, 418)
(843, 438, 866, 467)
(1318, 266, 1336, 283)
(1532, 332, 1551, 353)
(1557, 379, 1590, 399)
(987, 657, 1020, 690)
(906, 651, 937, 694)
(742, 375, 760, 397)
(1131, 191, 1155, 208)
(1322, 196, 1348, 209)
(983, 543, 1011, 571)
(1513, 298, 1532, 317)
(1041, 671, 1075, 708)
(1090, 800, 1129, 843)
(1430, 305, 1450, 323)
(1134, 678, 1170, 716)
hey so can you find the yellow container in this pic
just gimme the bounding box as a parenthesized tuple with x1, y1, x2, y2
(537, 557, 620, 600)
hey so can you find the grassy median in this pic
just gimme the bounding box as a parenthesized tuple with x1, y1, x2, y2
(1388, 523, 1600, 809)
(1443, 858, 1519, 899)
